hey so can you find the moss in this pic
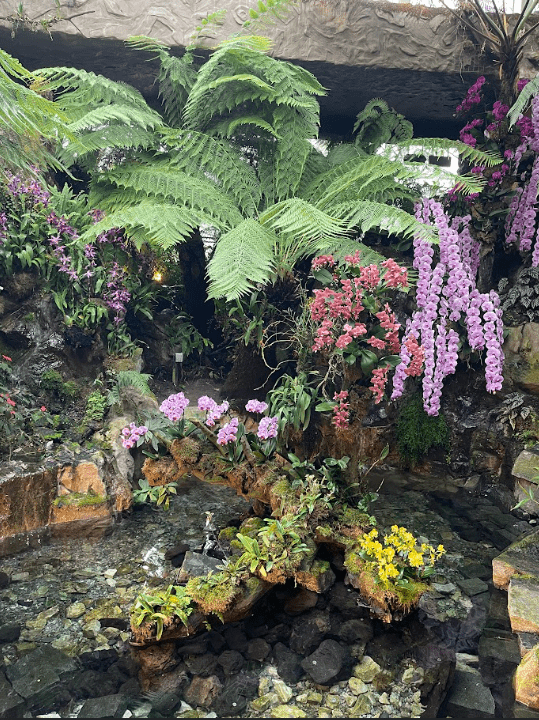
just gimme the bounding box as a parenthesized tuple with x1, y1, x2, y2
(238, 517, 265, 537)
(218, 526, 239, 542)
(229, 539, 244, 552)
(344, 550, 365, 576)
(310, 559, 330, 577)
(316, 525, 333, 538)
(396, 394, 449, 466)
(53, 492, 107, 508)
(171, 437, 200, 463)
(185, 573, 238, 615)
(339, 507, 373, 528)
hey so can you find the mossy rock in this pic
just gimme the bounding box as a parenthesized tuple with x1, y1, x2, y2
(238, 517, 265, 538)
(186, 573, 239, 615)
(53, 492, 107, 508)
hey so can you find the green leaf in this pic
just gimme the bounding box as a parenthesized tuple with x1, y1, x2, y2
(315, 401, 335, 412)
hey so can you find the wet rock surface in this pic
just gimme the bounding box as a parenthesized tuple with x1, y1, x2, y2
(0, 465, 534, 717)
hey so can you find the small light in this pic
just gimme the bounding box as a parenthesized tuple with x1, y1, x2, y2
(152, 271, 163, 282)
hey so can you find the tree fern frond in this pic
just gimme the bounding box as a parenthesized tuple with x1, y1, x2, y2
(330, 200, 437, 242)
(78, 202, 203, 250)
(102, 163, 244, 229)
(296, 145, 330, 197)
(259, 198, 348, 240)
(34, 66, 151, 109)
(206, 219, 277, 300)
(508, 72, 539, 126)
(212, 114, 280, 138)
(162, 128, 261, 215)
(386, 137, 502, 167)
(156, 52, 197, 127)
(66, 105, 161, 133)
(354, 98, 413, 154)
(326, 143, 365, 166)
(57, 126, 156, 166)
(125, 35, 169, 54)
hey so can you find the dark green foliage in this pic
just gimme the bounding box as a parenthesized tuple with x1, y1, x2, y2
(396, 395, 449, 466)
(81, 391, 108, 428)
(40, 370, 79, 402)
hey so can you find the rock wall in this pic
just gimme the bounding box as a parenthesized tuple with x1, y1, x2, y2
(1, 1, 537, 132)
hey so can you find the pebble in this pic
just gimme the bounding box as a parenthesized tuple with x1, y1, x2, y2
(66, 602, 86, 619)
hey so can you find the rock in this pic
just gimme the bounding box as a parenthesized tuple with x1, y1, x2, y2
(456, 578, 490, 596)
(352, 655, 382, 683)
(444, 668, 495, 718)
(509, 577, 539, 633)
(289, 611, 330, 655)
(512, 449, 539, 515)
(184, 675, 222, 708)
(176, 552, 223, 583)
(518, 632, 539, 658)
(338, 618, 374, 645)
(493, 529, 539, 591)
(5, 646, 76, 711)
(0, 571, 9, 588)
(212, 673, 258, 717)
(348, 677, 368, 694)
(411, 642, 455, 718)
(217, 650, 244, 676)
(184, 653, 218, 677)
(283, 587, 319, 616)
(514, 646, 539, 711)
(328, 582, 363, 619)
(77, 694, 129, 718)
(142, 664, 188, 695)
(223, 626, 248, 652)
(269, 705, 307, 718)
(135, 642, 178, 691)
(478, 630, 521, 686)
(301, 639, 347, 684)
(0, 622, 21, 643)
(295, 559, 335, 594)
(273, 679, 293, 703)
(66, 601, 87, 619)
(0, 670, 25, 718)
(350, 695, 372, 715)
(246, 638, 270, 662)
(274, 642, 305, 684)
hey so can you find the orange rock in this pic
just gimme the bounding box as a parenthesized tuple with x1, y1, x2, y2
(57, 462, 107, 496)
(142, 457, 182, 486)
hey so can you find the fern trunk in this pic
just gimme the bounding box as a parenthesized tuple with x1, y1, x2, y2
(177, 230, 213, 335)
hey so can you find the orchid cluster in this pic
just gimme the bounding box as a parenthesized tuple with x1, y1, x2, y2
(505, 94, 539, 265)
(392, 199, 504, 415)
(121, 393, 279, 462)
(455, 76, 485, 115)
(121, 422, 149, 449)
(332, 390, 350, 429)
(309, 251, 412, 414)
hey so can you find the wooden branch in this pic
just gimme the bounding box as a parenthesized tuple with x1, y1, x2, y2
(190, 418, 227, 457)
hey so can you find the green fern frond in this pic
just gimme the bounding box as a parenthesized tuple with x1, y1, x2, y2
(354, 98, 413, 154)
(330, 201, 437, 242)
(163, 128, 261, 216)
(211, 114, 280, 138)
(156, 52, 197, 127)
(78, 202, 203, 251)
(296, 145, 330, 197)
(260, 198, 348, 240)
(206, 218, 277, 300)
(508, 73, 539, 126)
(101, 163, 244, 229)
(66, 105, 161, 133)
(57, 126, 156, 166)
(326, 144, 365, 166)
(387, 137, 502, 167)
(273, 107, 319, 200)
(125, 35, 169, 54)
(35, 66, 151, 109)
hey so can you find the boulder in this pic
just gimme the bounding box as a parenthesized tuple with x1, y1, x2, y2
(493, 529, 539, 591)
(509, 577, 539, 634)
(443, 667, 495, 718)
(77, 694, 129, 718)
(5, 646, 77, 712)
(184, 675, 222, 708)
(511, 448, 539, 516)
(514, 646, 539, 711)
(301, 639, 348, 684)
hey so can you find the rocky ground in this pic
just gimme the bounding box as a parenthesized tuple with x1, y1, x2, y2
(0, 462, 537, 718)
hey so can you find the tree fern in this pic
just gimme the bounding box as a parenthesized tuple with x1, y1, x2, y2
(354, 98, 413, 154)
(0, 49, 71, 175)
(260, 198, 348, 241)
(330, 201, 437, 242)
(78, 202, 204, 250)
(97, 162, 244, 229)
(242, 0, 301, 31)
(206, 219, 277, 299)
(108, 371, 155, 406)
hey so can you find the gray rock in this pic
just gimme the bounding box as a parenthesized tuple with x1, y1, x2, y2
(444, 668, 495, 718)
(301, 639, 347, 684)
(5, 646, 76, 710)
(478, 630, 521, 686)
(274, 642, 305, 685)
(217, 650, 244, 676)
(289, 611, 330, 655)
(457, 578, 490, 596)
(0, 670, 25, 718)
(176, 551, 222, 582)
(0, 622, 21, 643)
(246, 638, 270, 662)
(78, 694, 129, 718)
(337, 618, 373, 644)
